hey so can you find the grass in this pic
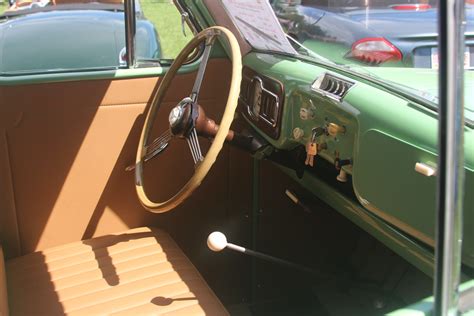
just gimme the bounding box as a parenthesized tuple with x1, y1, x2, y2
(0, 2, 7, 14)
(140, 0, 192, 59)
(0, 0, 190, 59)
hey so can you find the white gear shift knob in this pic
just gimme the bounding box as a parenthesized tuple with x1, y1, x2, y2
(207, 232, 228, 252)
(205, 231, 319, 276)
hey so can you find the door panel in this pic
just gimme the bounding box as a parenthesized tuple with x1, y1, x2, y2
(0, 58, 247, 258)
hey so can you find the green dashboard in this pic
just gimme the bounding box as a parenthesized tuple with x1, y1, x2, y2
(239, 51, 474, 275)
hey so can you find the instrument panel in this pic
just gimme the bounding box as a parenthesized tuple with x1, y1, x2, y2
(237, 52, 474, 272)
(239, 66, 357, 179)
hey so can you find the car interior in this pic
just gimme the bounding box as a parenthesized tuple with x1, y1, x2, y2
(0, 0, 472, 315)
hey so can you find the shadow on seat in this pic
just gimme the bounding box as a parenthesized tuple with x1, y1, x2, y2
(81, 230, 158, 286)
(151, 296, 198, 306)
(5, 227, 228, 315)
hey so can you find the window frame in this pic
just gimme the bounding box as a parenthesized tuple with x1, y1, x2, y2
(125, 0, 203, 69)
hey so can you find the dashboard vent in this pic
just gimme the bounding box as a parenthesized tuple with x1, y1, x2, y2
(311, 73, 354, 101)
(261, 92, 279, 127)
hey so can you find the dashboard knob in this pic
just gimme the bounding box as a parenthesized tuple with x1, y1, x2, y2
(292, 128, 304, 140)
(327, 123, 345, 136)
(299, 108, 315, 120)
(336, 169, 348, 182)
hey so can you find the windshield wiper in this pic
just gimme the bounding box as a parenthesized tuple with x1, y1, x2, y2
(285, 34, 333, 62)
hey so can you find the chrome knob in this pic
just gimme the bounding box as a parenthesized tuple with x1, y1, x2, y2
(168, 105, 183, 127)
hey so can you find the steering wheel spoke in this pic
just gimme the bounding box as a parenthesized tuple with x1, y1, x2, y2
(189, 34, 215, 104)
(144, 129, 173, 162)
(186, 128, 203, 165)
(126, 129, 172, 171)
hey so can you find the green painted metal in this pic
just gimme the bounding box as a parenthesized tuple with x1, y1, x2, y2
(361, 67, 474, 123)
(388, 279, 474, 315)
(0, 65, 191, 86)
(242, 51, 474, 270)
(347, 85, 474, 268)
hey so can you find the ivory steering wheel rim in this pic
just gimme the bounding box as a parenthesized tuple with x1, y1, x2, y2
(135, 26, 242, 213)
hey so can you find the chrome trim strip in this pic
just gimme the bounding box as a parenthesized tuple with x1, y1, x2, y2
(311, 72, 355, 102)
(124, 0, 136, 68)
(434, 0, 465, 314)
(186, 128, 203, 164)
(246, 76, 280, 128)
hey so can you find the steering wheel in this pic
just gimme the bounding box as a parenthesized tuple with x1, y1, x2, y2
(135, 26, 242, 213)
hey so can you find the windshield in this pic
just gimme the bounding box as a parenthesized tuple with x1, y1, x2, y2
(271, 0, 472, 66)
(223, 0, 473, 109)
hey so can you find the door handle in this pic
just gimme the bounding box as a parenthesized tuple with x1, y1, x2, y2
(415, 162, 437, 177)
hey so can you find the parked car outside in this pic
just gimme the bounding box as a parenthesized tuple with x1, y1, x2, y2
(0, 0, 161, 74)
(271, 0, 474, 68)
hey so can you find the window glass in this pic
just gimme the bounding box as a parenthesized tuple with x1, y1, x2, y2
(0, 0, 127, 74)
(271, 0, 473, 71)
(0, 0, 193, 74)
(137, 0, 192, 62)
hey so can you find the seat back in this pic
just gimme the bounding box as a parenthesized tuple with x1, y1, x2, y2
(0, 246, 8, 316)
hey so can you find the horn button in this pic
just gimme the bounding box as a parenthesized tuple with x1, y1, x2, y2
(169, 97, 197, 137)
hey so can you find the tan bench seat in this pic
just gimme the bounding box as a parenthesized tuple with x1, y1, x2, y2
(4, 227, 228, 315)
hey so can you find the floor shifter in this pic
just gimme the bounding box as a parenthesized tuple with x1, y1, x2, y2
(207, 232, 328, 278)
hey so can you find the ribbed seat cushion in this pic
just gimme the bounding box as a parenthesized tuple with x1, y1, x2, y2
(5, 227, 228, 315)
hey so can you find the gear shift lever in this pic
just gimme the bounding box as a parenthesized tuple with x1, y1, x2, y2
(207, 232, 325, 277)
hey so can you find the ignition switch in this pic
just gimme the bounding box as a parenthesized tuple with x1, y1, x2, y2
(299, 107, 315, 120)
(334, 151, 352, 183)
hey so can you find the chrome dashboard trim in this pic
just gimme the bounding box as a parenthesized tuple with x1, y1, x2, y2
(246, 76, 280, 128)
(311, 72, 355, 102)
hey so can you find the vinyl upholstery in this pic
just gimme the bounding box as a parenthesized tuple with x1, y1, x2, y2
(0, 246, 8, 316)
(5, 227, 228, 315)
